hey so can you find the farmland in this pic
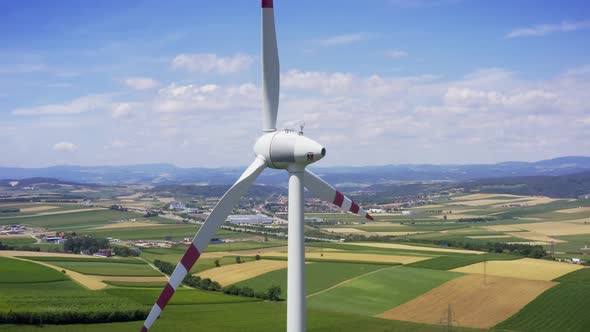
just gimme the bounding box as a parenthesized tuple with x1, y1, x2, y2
(0, 187, 589, 331)
(236, 262, 388, 298)
(378, 274, 556, 328)
(451, 258, 584, 281)
(496, 283, 590, 332)
(195, 259, 288, 286)
(306, 267, 462, 316)
(0, 256, 67, 283)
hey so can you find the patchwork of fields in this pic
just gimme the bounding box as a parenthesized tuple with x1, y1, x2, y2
(1, 192, 589, 331)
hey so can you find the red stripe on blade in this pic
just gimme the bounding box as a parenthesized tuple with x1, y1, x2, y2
(366, 214, 374, 221)
(333, 191, 344, 207)
(140, 326, 148, 332)
(156, 283, 175, 309)
(350, 202, 360, 214)
(262, 0, 273, 8)
(180, 243, 201, 271)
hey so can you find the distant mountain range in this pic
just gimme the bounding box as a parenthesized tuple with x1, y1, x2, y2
(1, 156, 590, 186)
(351, 170, 590, 199)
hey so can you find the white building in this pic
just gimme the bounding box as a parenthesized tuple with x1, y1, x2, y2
(227, 214, 273, 225)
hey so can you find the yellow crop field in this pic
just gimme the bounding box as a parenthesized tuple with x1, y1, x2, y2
(560, 218, 590, 224)
(512, 222, 590, 236)
(195, 259, 288, 286)
(19, 205, 59, 212)
(467, 235, 512, 239)
(556, 206, 590, 214)
(377, 274, 556, 328)
(453, 194, 523, 200)
(506, 231, 565, 243)
(451, 258, 584, 281)
(346, 242, 484, 254)
(0, 208, 106, 219)
(260, 251, 432, 264)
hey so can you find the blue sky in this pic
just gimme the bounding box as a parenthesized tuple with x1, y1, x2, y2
(1, 0, 589, 167)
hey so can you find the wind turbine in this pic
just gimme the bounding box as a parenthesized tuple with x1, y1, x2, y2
(140, 1, 372, 331)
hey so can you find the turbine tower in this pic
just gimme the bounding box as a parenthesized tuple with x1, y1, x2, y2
(140, 1, 372, 331)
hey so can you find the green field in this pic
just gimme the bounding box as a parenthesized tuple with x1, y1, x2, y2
(0, 257, 67, 283)
(80, 224, 200, 240)
(496, 283, 590, 332)
(38, 261, 162, 276)
(406, 253, 520, 270)
(106, 287, 260, 305)
(0, 280, 145, 318)
(0, 301, 481, 332)
(554, 268, 590, 284)
(21, 255, 162, 276)
(22, 256, 143, 263)
(0, 210, 143, 229)
(305, 242, 470, 257)
(0, 237, 36, 245)
(307, 266, 462, 316)
(236, 262, 388, 298)
(550, 234, 590, 252)
(140, 241, 286, 273)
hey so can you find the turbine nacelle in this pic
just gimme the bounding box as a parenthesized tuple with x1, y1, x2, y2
(254, 130, 326, 169)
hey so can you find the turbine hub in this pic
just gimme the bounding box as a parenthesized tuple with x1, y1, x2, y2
(254, 130, 326, 169)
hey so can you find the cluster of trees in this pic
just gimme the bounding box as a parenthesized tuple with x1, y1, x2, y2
(63, 234, 138, 257)
(337, 233, 547, 258)
(63, 234, 109, 254)
(112, 245, 140, 257)
(222, 284, 281, 301)
(183, 275, 222, 292)
(153, 259, 175, 274)
(393, 237, 547, 258)
(0, 309, 148, 325)
(153, 259, 282, 301)
(144, 211, 159, 217)
(109, 205, 128, 212)
(455, 217, 497, 223)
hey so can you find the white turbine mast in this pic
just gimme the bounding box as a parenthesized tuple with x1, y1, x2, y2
(140, 1, 373, 331)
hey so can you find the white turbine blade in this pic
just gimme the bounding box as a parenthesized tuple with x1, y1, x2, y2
(304, 169, 374, 220)
(262, 0, 279, 132)
(141, 157, 266, 332)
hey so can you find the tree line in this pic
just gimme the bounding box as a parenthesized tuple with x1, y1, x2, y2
(0, 309, 148, 325)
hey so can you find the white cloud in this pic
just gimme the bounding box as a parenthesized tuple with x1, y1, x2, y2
(506, 20, 590, 38)
(171, 53, 254, 74)
(12, 95, 111, 116)
(7, 65, 590, 167)
(385, 50, 408, 58)
(153, 82, 258, 113)
(315, 33, 374, 46)
(124, 77, 160, 90)
(111, 103, 138, 119)
(53, 142, 78, 152)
